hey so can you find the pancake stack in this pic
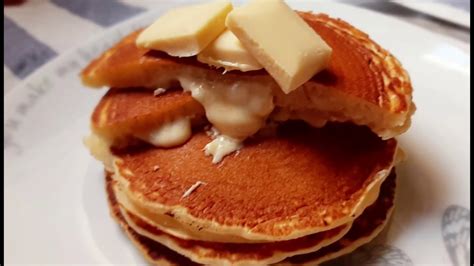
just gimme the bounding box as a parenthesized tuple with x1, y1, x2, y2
(81, 8, 414, 266)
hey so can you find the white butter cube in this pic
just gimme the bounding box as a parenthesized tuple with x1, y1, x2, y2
(226, 0, 332, 93)
(137, 0, 233, 57)
(197, 29, 263, 72)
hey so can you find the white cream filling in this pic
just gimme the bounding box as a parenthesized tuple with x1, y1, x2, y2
(178, 74, 275, 163)
(83, 133, 113, 171)
(109, 72, 276, 163)
(204, 133, 242, 164)
(137, 117, 192, 148)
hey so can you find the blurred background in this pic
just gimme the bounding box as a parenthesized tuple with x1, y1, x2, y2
(4, 0, 470, 94)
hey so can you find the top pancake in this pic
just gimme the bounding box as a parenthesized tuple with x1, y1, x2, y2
(82, 12, 411, 112)
(112, 121, 398, 242)
(81, 12, 414, 139)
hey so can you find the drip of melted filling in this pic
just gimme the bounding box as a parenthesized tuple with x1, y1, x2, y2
(137, 117, 192, 148)
(179, 74, 275, 163)
(131, 72, 275, 163)
(204, 134, 242, 164)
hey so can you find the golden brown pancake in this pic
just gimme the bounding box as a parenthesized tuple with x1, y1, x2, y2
(106, 172, 199, 266)
(105, 169, 397, 265)
(91, 88, 204, 141)
(281, 169, 396, 265)
(120, 206, 349, 265)
(81, 29, 266, 88)
(83, 8, 410, 265)
(112, 121, 399, 242)
(81, 12, 414, 139)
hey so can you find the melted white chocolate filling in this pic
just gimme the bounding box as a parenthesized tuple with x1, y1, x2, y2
(108, 72, 276, 163)
(204, 132, 242, 164)
(178, 73, 275, 163)
(137, 117, 192, 148)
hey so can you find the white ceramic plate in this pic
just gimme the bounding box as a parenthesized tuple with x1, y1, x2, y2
(395, 1, 470, 29)
(5, 2, 470, 265)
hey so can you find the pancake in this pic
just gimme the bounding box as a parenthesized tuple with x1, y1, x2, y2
(120, 204, 350, 265)
(112, 159, 383, 245)
(105, 168, 397, 265)
(111, 121, 399, 243)
(83, 6, 411, 265)
(84, 88, 205, 170)
(280, 169, 396, 265)
(105, 172, 199, 266)
(90, 88, 204, 142)
(81, 12, 415, 139)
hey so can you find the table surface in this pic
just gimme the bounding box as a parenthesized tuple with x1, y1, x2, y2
(4, 0, 470, 95)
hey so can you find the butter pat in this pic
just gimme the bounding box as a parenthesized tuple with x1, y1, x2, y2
(197, 30, 263, 72)
(226, 0, 332, 93)
(136, 1, 233, 57)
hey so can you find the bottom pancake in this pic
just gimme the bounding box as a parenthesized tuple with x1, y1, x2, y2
(109, 173, 350, 265)
(106, 172, 198, 266)
(105, 169, 396, 265)
(119, 205, 349, 265)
